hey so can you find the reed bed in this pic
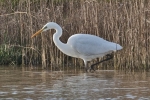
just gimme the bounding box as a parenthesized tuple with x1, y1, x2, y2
(0, 0, 150, 70)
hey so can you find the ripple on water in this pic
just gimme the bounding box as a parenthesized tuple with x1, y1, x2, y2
(0, 91, 9, 95)
(0, 68, 150, 99)
(41, 89, 59, 93)
(23, 87, 35, 90)
(125, 94, 137, 99)
(2, 85, 18, 88)
(21, 91, 35, 94)
(11, 91, 19, 95)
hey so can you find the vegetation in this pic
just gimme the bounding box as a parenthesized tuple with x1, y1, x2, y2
(0, 44, 22, 65)
(0, 0, 150, 70)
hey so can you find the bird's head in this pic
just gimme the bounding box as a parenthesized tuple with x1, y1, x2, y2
(31, 22, 58, 38)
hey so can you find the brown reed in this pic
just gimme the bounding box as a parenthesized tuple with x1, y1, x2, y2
(0, 0, 150, 70)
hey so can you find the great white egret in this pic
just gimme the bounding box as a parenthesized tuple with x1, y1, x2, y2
(31, 22, 122, 72)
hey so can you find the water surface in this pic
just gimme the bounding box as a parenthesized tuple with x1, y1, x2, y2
(0, 67, 150, 100)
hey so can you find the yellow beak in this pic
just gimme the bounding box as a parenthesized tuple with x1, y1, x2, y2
(31, 28, 44, 38)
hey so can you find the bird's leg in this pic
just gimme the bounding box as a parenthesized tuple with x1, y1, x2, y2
(84, 60, 88, 72)
(90, 53, 114, 71)
(84, 60, 90, 72)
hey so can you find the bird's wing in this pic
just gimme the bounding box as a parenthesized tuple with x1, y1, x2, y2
(68, 34, 115, 56)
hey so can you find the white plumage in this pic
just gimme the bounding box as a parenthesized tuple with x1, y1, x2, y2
(31, 22, 123, 71)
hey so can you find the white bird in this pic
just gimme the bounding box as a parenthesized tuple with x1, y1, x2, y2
(31, 22, 122, 72)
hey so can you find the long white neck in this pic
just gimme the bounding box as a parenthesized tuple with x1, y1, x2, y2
(52, 25, 71, 56)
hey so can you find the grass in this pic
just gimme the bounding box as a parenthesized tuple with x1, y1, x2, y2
(0, 44, 22, 65)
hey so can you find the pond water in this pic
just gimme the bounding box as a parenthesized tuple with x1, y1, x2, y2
(0, 66, 150, 100)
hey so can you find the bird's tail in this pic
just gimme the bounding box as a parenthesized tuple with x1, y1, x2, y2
(115, 43, 123, 51)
